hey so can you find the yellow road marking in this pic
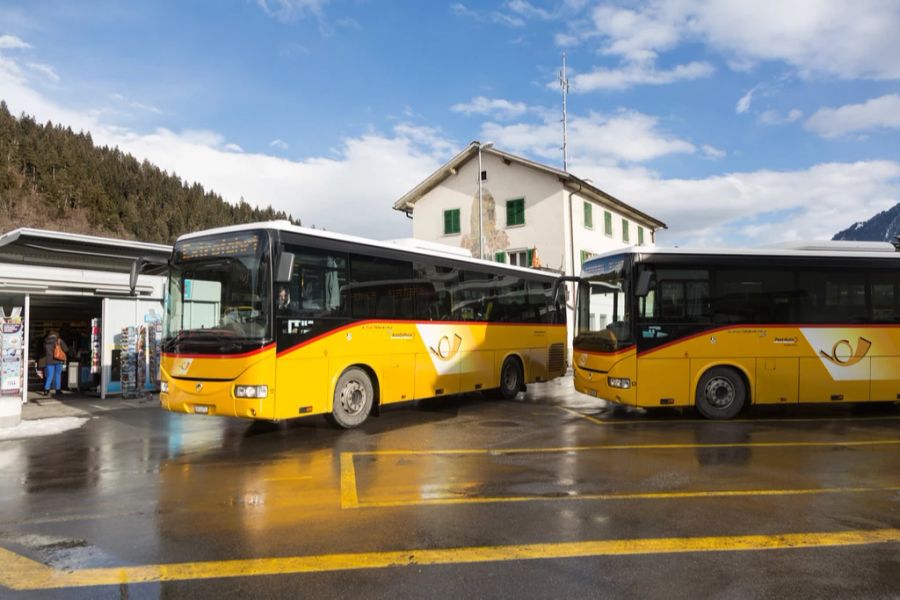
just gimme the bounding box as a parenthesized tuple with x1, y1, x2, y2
(340, 452, 359, 509)
(353, 485, 900, 509)
(1, 529, 897, 590)
(349, 438, 900, 457)
(559, 405, 900, 426)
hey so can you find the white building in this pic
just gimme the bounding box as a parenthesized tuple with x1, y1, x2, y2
(393, 142, 666, 339)
(0, 229, 170, 427)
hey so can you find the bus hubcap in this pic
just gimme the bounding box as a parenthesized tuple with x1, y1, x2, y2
(504, 366, 518, 391)
(341, 381, 367, 415)
(705, 377, 735, 409)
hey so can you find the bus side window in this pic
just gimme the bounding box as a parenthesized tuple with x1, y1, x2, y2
(284, 248, 348, 318)
(871, 272, 898, 322)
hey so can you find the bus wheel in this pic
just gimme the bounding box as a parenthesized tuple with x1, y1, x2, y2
(492, 357, 523, 400)
(696, 367, 746, 420)
(329, 368, 374, 429)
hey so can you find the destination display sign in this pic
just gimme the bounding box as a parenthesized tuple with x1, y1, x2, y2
(583, 255, 626, 278)
(177, 233, 261, 260)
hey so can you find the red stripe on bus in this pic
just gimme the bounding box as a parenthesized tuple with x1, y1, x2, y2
(162, 343, 276, 360)
(636, 323, 900, 358)
(275, 320, 565, 358)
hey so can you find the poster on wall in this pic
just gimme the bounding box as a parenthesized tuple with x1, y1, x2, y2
(0, 308, 25, 397)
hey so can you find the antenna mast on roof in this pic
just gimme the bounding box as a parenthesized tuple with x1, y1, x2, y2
(558, 52, 570, 172)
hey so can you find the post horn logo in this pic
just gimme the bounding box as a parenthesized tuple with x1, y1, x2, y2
(820, 337, 871, 367)
(430, 333, 463, 362)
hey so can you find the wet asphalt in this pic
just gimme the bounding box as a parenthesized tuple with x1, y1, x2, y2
(0, 379, 898, 599)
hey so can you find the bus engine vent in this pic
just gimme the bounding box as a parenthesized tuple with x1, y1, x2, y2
(548, 343, 566, 375)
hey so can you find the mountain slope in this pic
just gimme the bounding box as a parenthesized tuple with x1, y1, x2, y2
(833, 203, 900, 242)
(0, 101, 295, 244)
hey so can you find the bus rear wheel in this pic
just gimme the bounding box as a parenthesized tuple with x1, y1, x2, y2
(489, 356, 523, 400)
(695, 367, 747, 420)
(328, 368, 374, 429)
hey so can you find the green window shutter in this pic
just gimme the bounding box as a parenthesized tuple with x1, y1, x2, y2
(583, 201, 592, 229)
(604, 211, 612, 236)
(638, 226, 644, 246)
(580, 250, 590, 265)
(506, 198, 525, 226)
(443, 209, 460, 235)
(622, 218, 630, 243)
(526, 248, 533, 267)
(494, 251, 506, 263)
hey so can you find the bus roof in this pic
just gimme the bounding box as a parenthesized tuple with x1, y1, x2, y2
(582, 242, 900, 273)
(176, 221, 560, 279)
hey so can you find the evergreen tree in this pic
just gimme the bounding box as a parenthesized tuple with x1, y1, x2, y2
(0, 105, 298, 243)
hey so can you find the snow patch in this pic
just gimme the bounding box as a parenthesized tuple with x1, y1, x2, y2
(0, 416, 88, 441)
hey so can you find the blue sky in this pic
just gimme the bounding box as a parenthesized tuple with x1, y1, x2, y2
(1, 0, 899, 245)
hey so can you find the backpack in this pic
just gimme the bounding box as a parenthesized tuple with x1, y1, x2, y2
(53, 340, 66, 362)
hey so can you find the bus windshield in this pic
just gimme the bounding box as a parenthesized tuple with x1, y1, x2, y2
(576, 271, 633, 352)
(164, 231, 271, 354)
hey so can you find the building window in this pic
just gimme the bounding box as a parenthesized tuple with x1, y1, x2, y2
(622, 218, 630, 243)
(443, 209, 460, 235)
(583, 201, 593, 229)
(580, 250, 595, 265)
(506, 198, 525, 227)
(494, 251, 506, 263)
(604, 211, 612, 236)
(507, 249, 532, 267)
(638, 226, 645, 246)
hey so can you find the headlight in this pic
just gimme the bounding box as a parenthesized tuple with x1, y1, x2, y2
(160, 381, 169, 393)
(235, 385, 268, 398)
(608, 377, 631, 389)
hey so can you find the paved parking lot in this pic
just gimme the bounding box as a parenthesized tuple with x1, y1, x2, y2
(1, 379, 898, 598)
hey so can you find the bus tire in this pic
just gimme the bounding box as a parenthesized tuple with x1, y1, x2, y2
(491, 356, 523, 400)
(695, 367, 747, 420)
(329, 368, 374, 429)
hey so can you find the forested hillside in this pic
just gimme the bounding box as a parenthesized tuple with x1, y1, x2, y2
(0, 102, 295, 243)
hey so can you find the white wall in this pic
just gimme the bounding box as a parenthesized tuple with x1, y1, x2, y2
(411, 153, 567, 270)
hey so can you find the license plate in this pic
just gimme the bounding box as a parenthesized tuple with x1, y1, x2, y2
(588, 389, 598, 397)
(194, 405, 210, 414)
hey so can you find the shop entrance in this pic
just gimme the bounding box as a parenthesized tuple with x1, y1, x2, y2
(28, 296, 102, 394)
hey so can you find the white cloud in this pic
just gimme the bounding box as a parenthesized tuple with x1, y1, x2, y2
(450, 3, 527, 28)
(571, 160, 900, 247)
(269, 138, 289, 150)
(735, 87, 756, 114)
(0, 48, 449, 240)
(256, 0, 329, 22)
(758, 108, 803, 126)
(25, 62, 58, 83)
(804, 94, 900, 138)
(700, 144, 726, 160)
(224, 143, 244, 153)
(569, 60, 713, 91)
(570, 0, 900, 80)
(450, 96, 529, 119)
(482, 109, 696, 164)
(109, 93, 162, 115)
(0, 34, 30, 49)
(505, 0, 552, 20)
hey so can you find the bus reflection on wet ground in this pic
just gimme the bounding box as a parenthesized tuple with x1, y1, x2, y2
(0, 378, 898, 598)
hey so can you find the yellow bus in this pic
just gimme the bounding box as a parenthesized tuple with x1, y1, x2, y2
(571, 243, 900, 419)
(159, 222, 567, 427)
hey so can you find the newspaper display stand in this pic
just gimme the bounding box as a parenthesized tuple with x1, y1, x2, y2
(0, 307, 24, 399)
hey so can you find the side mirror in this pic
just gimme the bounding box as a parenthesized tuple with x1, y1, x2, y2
(130, 256, 169, 295)
(275, 251, 295, 283)
(635, 269, 653, 297)
(551, 275, 583, 306)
